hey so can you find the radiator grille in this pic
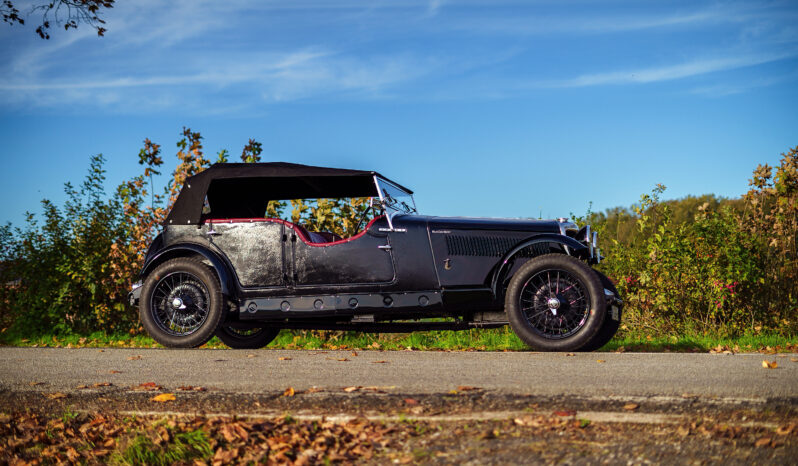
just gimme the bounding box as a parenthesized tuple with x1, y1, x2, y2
(445, 235, 550, 257)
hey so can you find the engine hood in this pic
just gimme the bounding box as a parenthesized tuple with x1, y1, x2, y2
(421, 215, 562, 233)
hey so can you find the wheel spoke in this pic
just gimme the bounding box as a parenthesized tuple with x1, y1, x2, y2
(150, 271, 210, 337)
(518, 267, 590, 340)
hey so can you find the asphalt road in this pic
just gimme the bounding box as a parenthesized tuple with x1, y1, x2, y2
(1, 347, 796, 401)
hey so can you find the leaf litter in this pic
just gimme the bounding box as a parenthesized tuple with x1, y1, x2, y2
(0, 410, 796, 464)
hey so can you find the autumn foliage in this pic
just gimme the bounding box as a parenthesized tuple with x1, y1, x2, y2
(591, 146, 798, 337)
(0, 136, 795, 339)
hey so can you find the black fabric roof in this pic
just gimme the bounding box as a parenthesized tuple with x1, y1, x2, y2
(164, 162, 411, 225)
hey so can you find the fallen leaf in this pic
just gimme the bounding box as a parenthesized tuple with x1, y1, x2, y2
(305, 387, 323, 393)
(127, 355, 142, 360)
(623, 403, 639, 411)
(615, 346, 626, 353)
(28, 381, 44, 386)
(283, 387, 295, 397)
(109, 370, 122, 374)
(565, 353, 575, 356)
(372, 360, 388, 364)
(343, 386, 361, 392)
(44, 392, 67, 400)
(775, 424, 794, 436)
(790, 357, 798, 362)
(754, 437, 772, 447)
(404, 398, 419, 405)
(66, 446, 80, 461)
(596, 359, 606, 363)
(762, 360, 778, 369)
(76, 384, 89, 389)
(246, 354, 256, 358)
(92, 382, 113, 388)
(351, 351, 358, 356)
(278, 357, 292, 361)
(132, 382, 162, 391)
(97, 349, 104, 352)
(337, 358, 349, 362)
(677, 426, 690, 437)
(457, 386, 480, 391)
(151, 393, 176, 403)
(553, 410, 576, 417)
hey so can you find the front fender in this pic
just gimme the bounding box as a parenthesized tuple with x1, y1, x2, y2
(490, 234, 589, 298)
(140, 243, 236, 297)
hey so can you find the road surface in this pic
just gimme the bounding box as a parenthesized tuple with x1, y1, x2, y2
(1, 347, 796, 401)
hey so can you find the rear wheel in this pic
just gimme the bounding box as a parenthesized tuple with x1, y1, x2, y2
(139, 258, 225, 348)
(505, 254, 606, 352)
(215, 326, 280, 349)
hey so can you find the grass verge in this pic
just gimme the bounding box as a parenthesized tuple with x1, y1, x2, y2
(0, 327, 795, 353)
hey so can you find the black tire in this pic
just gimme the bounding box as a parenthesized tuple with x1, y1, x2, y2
(582, 271, 623, 351)
(215, 326, 280, 349)
(139, 258, 225, 348)
(505, 254, 606, 352)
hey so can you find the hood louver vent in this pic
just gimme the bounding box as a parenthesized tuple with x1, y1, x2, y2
(445, 235, 547, 257)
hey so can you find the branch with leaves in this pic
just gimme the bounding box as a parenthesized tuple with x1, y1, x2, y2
(1, 0, 114, 39)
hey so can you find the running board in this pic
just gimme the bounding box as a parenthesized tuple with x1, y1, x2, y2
(226, 320, 508, 332)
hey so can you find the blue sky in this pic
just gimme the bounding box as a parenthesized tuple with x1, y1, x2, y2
(1, 0, 796, 225)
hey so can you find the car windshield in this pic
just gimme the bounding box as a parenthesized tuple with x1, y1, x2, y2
(375, 177, 417, 216)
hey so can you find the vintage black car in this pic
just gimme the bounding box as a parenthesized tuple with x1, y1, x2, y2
(130, 163, 622, 351)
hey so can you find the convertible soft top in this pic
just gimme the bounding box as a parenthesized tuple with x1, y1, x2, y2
(165, 162, 412, 225)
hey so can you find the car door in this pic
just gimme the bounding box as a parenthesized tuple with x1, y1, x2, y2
(290, 216, 396, 287)
(204, 219, 286, 288)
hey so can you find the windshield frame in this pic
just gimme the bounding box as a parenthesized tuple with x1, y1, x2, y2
(373, 175, 417, 230)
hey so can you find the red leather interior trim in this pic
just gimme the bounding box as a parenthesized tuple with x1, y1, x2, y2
(204, 216, 384, 247)
(304, 216, 384, 247)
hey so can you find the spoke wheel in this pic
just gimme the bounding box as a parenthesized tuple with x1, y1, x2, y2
(505, 254, 606, 352)
(215, 326, 280, 349)
(139, 258, 224, 348)
(519, 269, 589, 339)
(151, 272, 210, 337)
(582, 271, 623, 351)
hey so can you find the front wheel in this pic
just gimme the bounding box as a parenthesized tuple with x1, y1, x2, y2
(505, 254, 606, 352)
(139, 258, 225, 348)
(215, 326, 280, 349)
(581, 271, 623, 351)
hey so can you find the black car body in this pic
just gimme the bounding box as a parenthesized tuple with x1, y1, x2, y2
(132, 163, 622, 351)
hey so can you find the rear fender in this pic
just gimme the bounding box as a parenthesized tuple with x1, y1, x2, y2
(140, 244, 236, 297)
(490, 234, 589, 299)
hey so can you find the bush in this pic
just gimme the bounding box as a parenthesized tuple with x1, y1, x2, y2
(1, 137, 795, 340)
(594, 146, 798, 337)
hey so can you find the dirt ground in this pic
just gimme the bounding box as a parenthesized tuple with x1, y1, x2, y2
(1, 388, 796, 464)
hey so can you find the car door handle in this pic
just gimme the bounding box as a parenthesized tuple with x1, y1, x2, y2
(377, 245, 392, 250)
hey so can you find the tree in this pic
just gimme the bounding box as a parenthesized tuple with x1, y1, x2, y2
(1, 0, 114, 39)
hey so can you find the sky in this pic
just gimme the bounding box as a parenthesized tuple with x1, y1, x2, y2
(0, 0, 796, 226)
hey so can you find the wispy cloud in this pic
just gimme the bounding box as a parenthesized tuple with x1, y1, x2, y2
(534, 51, 798, 88)
(426, 0, 445, 17)
(689, 70, 798, 97)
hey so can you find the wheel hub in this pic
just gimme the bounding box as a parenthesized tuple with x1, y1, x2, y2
(171, 297, 185, 309)
(547, 296, 561, 314)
